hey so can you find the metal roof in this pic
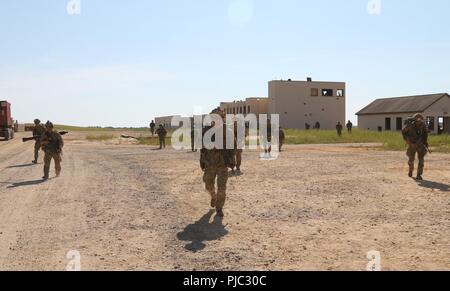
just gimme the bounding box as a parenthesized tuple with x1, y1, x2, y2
(356, 93, 449, 115)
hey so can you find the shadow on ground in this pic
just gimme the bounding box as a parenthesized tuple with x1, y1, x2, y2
(177, 210, 228, 252)
(7, 163, 35, 169)
(416, 180, 450, 192)
(6, 179, 47, 188)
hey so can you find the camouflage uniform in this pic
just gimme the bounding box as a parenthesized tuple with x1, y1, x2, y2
(279, 128, 286, 152)
(336, 122, 343, 136)
(261, 121, 272, 154)
(346, 121, 353, 133)
(230, 122, 243, 171)
(32, 123, 46, 163)
(41, 129, 64, 179)
(150, 121, 156, 136)
(156, 125, 167, 149)
(402, 115, 429, 179)
(234, 149, 242, 171)
(191, 124, 197, 152)
(200, 110, 234, 217)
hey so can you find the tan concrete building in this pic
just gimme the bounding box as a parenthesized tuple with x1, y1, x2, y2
(268, 79, 346, 129)
(220, 97, 269, 116)
(356, 93, 450, 134)
(154, 115, 181, 129)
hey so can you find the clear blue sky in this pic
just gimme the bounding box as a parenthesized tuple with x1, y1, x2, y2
(1, 0, 449, 127)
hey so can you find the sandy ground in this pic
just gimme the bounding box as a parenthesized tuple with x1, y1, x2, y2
(0, 132, 449, 271)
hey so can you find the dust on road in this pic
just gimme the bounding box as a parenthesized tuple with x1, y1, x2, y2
(0, 133, 449, 270)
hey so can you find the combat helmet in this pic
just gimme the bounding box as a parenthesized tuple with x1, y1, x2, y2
(45, 121, 54, 128)
(210, 107, 226, 119)
(413, 113, 424, 121)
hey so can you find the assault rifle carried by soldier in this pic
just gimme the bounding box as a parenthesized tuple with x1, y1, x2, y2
(23, 130, 69, 143)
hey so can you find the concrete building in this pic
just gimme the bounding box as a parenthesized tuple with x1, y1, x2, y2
(356, 93, 450, 134)
(268, 79, 346, 129)
(154, 115, 181, 129)
(220, 97, 269, 116)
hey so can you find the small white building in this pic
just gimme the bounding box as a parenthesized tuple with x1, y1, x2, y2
(356, 93, 450, 134)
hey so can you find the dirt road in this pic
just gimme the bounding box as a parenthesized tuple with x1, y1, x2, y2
(0, 133, 449, 270)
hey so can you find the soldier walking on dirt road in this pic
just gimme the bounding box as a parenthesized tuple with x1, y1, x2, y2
(32, 119, 46, 164)
(200, 108, 234, 217)
(156, 124, 167, 149)
(41, 121, 64, 180)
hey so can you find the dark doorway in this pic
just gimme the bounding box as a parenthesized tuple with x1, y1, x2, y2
(426, 116, 435, 132)
(385, 117, 391, 131)
(444, 117, 450, 134)
(396, 117, 403, 131)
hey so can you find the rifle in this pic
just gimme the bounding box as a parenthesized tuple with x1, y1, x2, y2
(22, 131, 69, 143)
(410, 140, 432, 154)
(424, 144, 432, 154)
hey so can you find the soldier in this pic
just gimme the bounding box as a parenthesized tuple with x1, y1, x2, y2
(41, 121, 64, 180)
(150, 120, 156, 136)
(279, 127, 286, 152)
(156, 124, 167, 149)
(336, 122, 343, 137)
(346, 120, 353, 133)
(32, 119, 46, 164)
(232, 120, 243, 173)
(191, 123, 198, 152)
(402, 114, 429, 180)
(262, 119, 272, 157)
(200, 108, 233, 217)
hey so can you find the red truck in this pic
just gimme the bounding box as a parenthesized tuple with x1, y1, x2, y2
(0, 100, 15, 140)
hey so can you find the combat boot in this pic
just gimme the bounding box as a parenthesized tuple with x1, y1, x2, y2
(43, 165, 50, 180)
(210, 197, 216, 208)
(408, 163, 414, 178)
(216, 208, 224, 217)
(416, 175, 423, 181)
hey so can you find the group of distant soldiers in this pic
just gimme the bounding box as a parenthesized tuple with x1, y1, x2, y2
(31, 119, 64, 180)
(306, 120, 353, 137)
(150, 120, 168, 149)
